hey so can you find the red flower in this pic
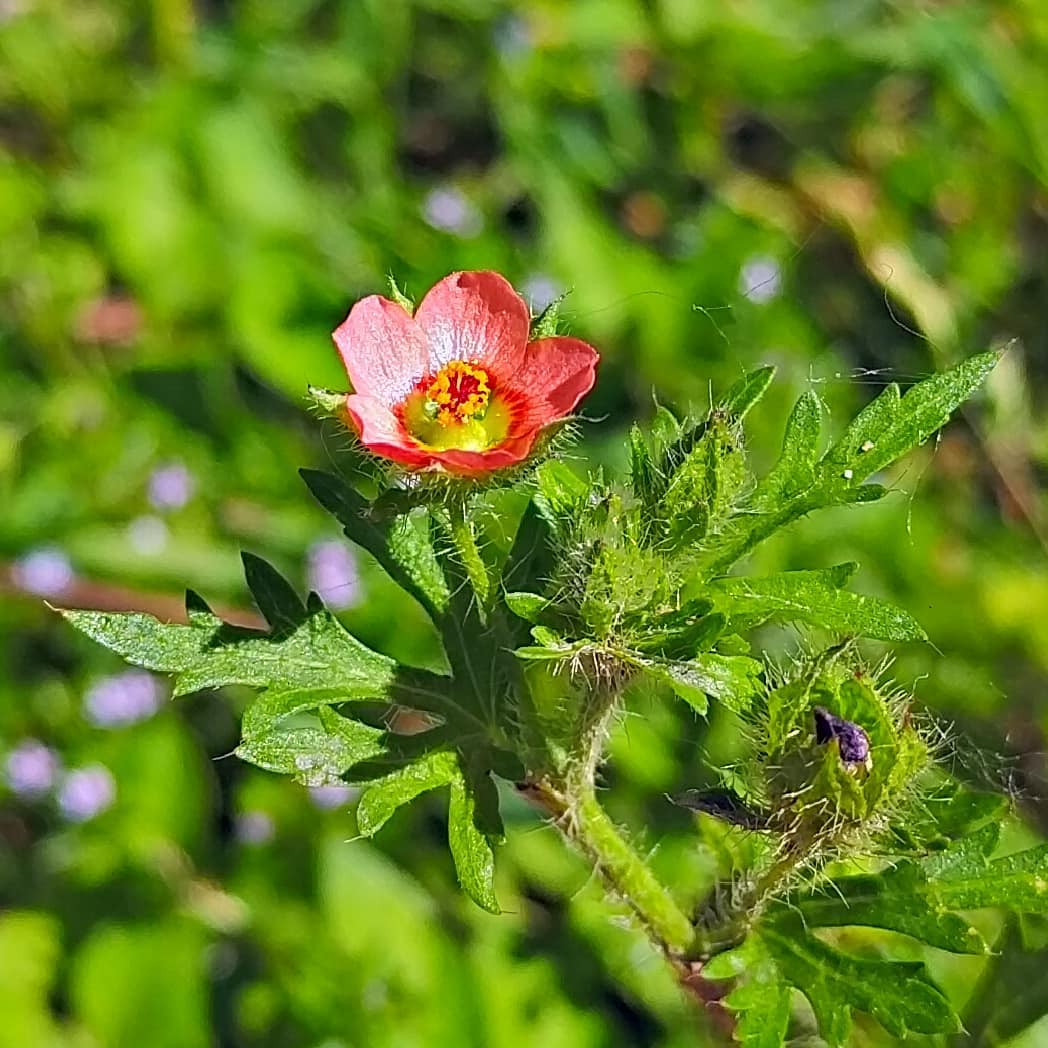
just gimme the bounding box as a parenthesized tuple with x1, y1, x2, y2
(333, 271, 599, 475)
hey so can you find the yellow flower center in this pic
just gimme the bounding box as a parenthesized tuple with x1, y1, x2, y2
(400, 360, 510, 453)
(423, 360, 491, 425)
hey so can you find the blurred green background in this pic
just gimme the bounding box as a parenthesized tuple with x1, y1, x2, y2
(2, 1, 1047, 1045)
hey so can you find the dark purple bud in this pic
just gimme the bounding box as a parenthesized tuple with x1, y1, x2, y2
(814, 707, 871, 768)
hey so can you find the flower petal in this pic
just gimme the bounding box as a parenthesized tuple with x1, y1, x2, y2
(516, 337, 599, 416)
(414, 271, 530, 373)
(334, 296, 430, 407)
(426, 432, 539, 475)
(345, 394, 432, 469)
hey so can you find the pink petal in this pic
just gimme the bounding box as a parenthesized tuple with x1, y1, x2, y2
(515, 336, 599, 417)
(345, 394, 432, 469)
(414, 271, 530, 374)
(333, 296, 430, 407)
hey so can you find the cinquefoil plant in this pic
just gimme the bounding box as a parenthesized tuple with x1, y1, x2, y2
(64, 271, 1042, 1046)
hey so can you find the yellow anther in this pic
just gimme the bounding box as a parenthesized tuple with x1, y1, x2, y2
(424, 360, 491, 425)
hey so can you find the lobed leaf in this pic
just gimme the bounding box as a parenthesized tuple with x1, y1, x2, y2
(710, 565, 927, 642)
(960, 918, 1048, 1046)
(750, 390, 824, 509)
(701, 352, 997, 572)
(356, 750, 459, 836)
(617, 649, 763, 713)
(758, 918, 959, 1042)
(448, 773, 500, 913)
(236, 709, 387, 787)
(705, 944, 791, 1048)
(790, 862, 989, 953)
(922, 829, 1048, 914)
(819, 350, 998, 486)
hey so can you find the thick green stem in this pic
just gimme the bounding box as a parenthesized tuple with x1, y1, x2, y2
(446, 501, 490, 605)
(536, 782, 695, 956)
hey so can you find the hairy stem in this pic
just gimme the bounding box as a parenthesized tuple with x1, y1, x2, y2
(531, 780, 695, 956)
(445, 501, 491, 605)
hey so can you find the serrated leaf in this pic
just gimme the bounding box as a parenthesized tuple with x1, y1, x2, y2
(752, 390, 823, 508)
(711, 566, 927, 642)
(62, 568, 455, 718)
(356, 750, 459, 835)
(721, 365, 776, 420)
(700, 352, 996, 573)
(790, 861, 989, 953)
(448, 773, 500, 913)
(242, 687, 364, 740)
(758, 917, 959, 1042)
(629, 423, 659, 507)
(819, 351, 997, 486)
(236, 712, 387, 786)
(921, 834, 1048, 913)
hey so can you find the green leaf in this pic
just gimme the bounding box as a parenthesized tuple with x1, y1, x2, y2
(710, 566, 927, 641)
(504, 591, 550, 622)
(533, 460, 589, 524)
(819, 351, 998, 485)
(356, 750, 459, 836)
(699, 352, 996, 572)
(62, 568, 455, 720)
(300, 469, 450, 619)
(236, 709, 387, 786)
(790, 861, 989, 953)
(619, 649, 763, 713)
(920, 832, 1048, 913)
(960, 917, 1048, 1046)
(759, 917, 959, 1042)
(751, 390, 824, 508)
(242, 551, 306, 631)
(628, 423, 659, 507)
(705, 943, 791, 1048)
(720, 365, 776, 420)
(448, 773, 500, 913)
(242, 687, 363, 740)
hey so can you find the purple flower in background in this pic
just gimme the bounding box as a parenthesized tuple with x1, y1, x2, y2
(309, 784, 357, 810)
(5, 740, 60, 798)
(58, 765, 116, 822)
(422, 187, 483, 238)
(739, 256, 782, 304)
(148, 462, 194, 511)
(521, 273, 563, 314)
(12, 547, 74, 598)
(85, 670, 164, 728)
(307, 540, 362, 611)
(235, 811, 275, 845)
